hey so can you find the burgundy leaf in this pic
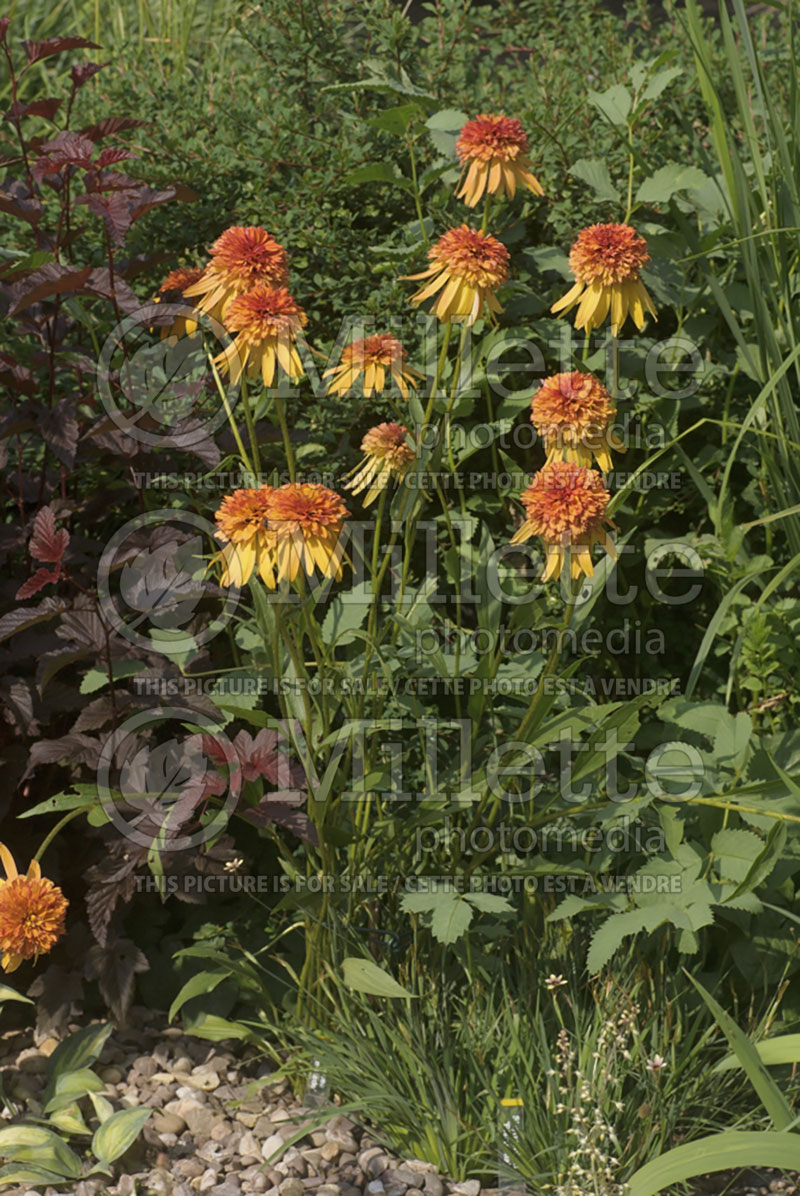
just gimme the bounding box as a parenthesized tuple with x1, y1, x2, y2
(8, 262, 92, 315)
(0, 597, 65, 643)
(129, 183, 198, 222)
(71, 61, 108, 89)
(95, 146, 136, 169)
(31, 130, 95, 180)
(16, 566, 60, 600)
(23, 36, 101, 66)
(29, 505, 70, 564)
(85, 939, 149, 1024)
(0, 18, 10, 44)
(0, 356, 36, 397)
(25, 732, 102, 776)
(241, 801, 317, 844)
(0, 182, 43, 226)
(80, 190, 133, 245)
(116, 251, 172, 280)
(72, 694, 135, 733)
(80, 116, 147, 142)
(5, 97, 63, 122)
(82, 266, 141, 314)
(39, 400, 80, 468)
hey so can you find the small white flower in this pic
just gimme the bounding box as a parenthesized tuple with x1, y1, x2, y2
(224, 857, 244, 873)
(545, 973, 567, 990)
(646, 1054, 667, 1072)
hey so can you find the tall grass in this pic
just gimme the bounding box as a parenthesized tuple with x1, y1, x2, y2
(2, 0, 243, 78)
(684, 0, 800, 556)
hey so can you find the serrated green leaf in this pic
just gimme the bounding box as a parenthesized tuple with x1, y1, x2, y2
(431, 895, 473, 943)
(636, 164, 708, 204)
(321, 582, 371, 647)
(569, 158, 620, 202)
(587, 83, 632, 126)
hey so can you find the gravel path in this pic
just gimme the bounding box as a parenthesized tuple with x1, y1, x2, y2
(2, 1007, 799, 1196)
(0, 1006, 489, 1196)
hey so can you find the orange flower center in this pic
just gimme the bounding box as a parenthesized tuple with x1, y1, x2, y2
(209, 226, 289, 288)
(266, 484, 349, 535)
(159, 267, 204, 294)
(430, 226, 510, 288)
(361, 423, 413, 465)
(0, 876, 68, 960)
(456, 114, 528, 163)
(569, 223, 649, 286)
(225, 286, 307, 341)
(531, 372, 614, 433)
(215, 487, 274, 542)
(520, 462, 609, 539)
(342, 334, 405, 369)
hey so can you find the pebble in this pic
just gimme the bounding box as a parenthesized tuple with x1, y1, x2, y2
(279, 1180, 306, 1196)
(452, 1184, 480, 1196)
(153, 1112, 188, 1135)
(262, 1132, 287, 1161)
(239, 1131, 263, 1162)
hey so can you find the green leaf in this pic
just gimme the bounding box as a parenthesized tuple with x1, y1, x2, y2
(686, 974, 792, 1129)
(628, 1132, 800, 1196)
(640, 65, 683, 103)
(79, 660, 146, 694)
(169, 970, 230, 1022)
(0, 1167, 71, 1185)
(91, 1107, 152, 1167)
(569, 158, 621, 202)
(731, 820, 786, 898)
(587, 907, 671, 973)
(635, 164, 708, 204)
(711, 827, 764, 883)
(587, 83, 632, 126)
(715, 1034, 800, 1072)
(424, 108, 468, 157)
(0, 1126, 83, 1178)
(466, 892, 514, 914)
(180, 1012, 253, 1041)
(0, 983, 33, 1005)
(431, 895, 473, 944)
(341, 957, 413, 998)
(342, 163, 411, 191)
(47, 1023, 113, 1086)
(44, 1068, 105, 1114)
(321, 582, 371, 647)
(18, 784, 98, 819)
(367, 103, 423, 134)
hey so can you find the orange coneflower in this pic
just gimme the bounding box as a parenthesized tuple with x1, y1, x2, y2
(551, 223, 656, 336)
(213, 485, 275, 587)
(344, 423, 415, 506)
(184, 226, 289, 322)
(530, 371, 623, 473)
(213, 286, 306, 387)
(455, 114, 544, 207)
(404, 225, 509, 325)
(153, 266, 205, 339)
(509, 460, 616, 582)
(265, 483, 349, 587)
(324, 334, 421, 400)
(0, 844, 67, 973)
